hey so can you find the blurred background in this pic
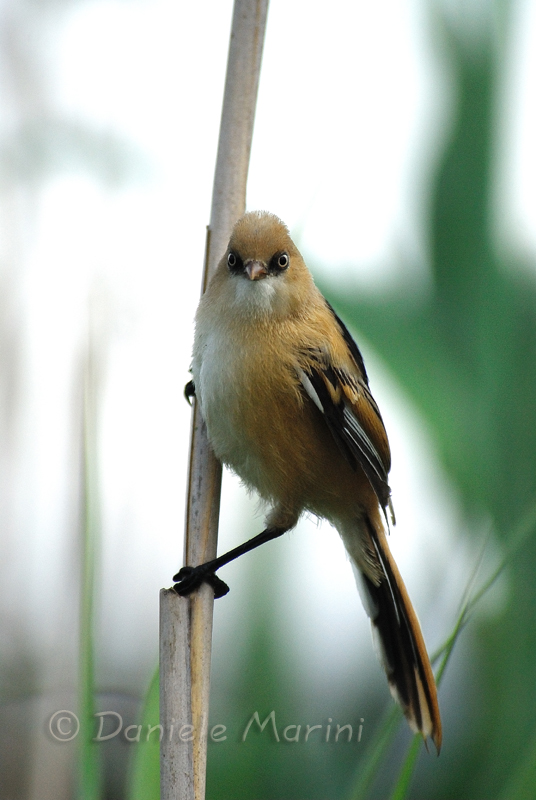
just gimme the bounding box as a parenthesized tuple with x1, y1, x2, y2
(1, 0, 535, 798)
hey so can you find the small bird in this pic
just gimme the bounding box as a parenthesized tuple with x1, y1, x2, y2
(174, 211, 442, 752)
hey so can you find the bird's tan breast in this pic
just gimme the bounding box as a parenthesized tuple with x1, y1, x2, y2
(193, 313, 371, 518)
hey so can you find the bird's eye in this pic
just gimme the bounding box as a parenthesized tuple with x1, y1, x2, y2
(227, 252, 237, 268)
(277, 253, 289, 269)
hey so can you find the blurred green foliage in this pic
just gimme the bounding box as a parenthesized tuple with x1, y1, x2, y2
(322, 13, 536, 800)
(126, 670, 160, 800)
(83, 5, 536, 800)
(127, 8, 536, 800)
(78, 359, 103, 800)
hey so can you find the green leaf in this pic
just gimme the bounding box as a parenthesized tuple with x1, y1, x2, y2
(126, 667, 160, 800)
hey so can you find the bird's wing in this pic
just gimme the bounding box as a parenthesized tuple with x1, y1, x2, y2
(297, 309, 392, 514)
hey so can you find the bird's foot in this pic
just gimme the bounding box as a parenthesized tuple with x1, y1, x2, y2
(173, 564, 230, 599)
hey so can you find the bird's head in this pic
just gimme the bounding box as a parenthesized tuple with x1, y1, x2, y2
(218, 211, 315, 319)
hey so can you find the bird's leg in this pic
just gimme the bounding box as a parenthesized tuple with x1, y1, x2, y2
(173, 526, 289, 598)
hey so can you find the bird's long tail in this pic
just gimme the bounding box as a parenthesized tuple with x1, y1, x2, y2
(357, 516, 442, 753)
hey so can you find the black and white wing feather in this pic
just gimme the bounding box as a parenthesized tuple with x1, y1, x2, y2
(298, 307, 393, 515)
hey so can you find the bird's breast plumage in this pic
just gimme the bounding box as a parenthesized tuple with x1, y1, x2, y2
(192, 290, 376, 520)
(192, 307, 302, 501)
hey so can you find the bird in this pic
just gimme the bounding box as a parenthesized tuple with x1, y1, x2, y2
(174, 210, 442, 752)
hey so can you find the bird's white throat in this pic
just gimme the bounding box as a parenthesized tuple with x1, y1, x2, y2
(233, 276, 277, 314)
(230, 274, 296, 320)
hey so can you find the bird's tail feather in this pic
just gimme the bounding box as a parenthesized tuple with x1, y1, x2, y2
(358, 517, 442, 753)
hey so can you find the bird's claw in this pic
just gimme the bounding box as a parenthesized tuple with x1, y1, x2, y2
(184, 380, 195, 405)
(173, 565, 230, 599)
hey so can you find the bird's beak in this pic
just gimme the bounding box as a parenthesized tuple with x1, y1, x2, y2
(245, 260, 268, 281)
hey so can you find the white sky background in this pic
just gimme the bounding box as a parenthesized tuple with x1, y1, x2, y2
(0, 0, 534, 708)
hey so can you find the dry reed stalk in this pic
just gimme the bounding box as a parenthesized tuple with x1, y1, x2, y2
(160, 3, 269, 798)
